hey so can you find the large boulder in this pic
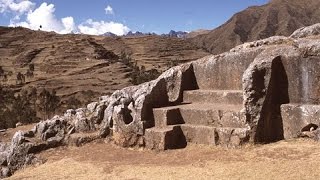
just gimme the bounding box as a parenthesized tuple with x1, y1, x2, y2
(0, 166, 11, 178)
(6, 131, 37, 173)
(99, 63, 196, 146)
(290, 23, 320, 38)
(243, 27, 320, 143)
(34, 116, 67, 141)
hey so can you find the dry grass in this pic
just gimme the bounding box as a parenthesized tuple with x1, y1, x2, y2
(0, 27, 208, 109)
(9, 138, 320, 180)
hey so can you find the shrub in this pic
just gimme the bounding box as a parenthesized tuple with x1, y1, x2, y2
(0, 86, 38, 129)
(119, 52, 161, 85)
(130, 65, 161, 85)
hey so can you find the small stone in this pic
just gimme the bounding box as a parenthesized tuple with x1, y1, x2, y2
(313, 129, 320, 141)
(87, 102, 98, 113)
(15, 122, 22, 128)
(0, 166, 11, 178)
(22, 130, 35, 138)
(0, 152, 8, 166)
(230, 136, 241, 146)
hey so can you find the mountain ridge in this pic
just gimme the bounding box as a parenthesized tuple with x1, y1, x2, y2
(191, 0, 320, 54)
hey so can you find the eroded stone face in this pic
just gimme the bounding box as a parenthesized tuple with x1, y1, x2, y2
(192, 49, 261, 90)
(241, 33, 320, 143)
(281, 56, 320, 104)
(290, 23, 320, 38)
(281, 104, 320, 139)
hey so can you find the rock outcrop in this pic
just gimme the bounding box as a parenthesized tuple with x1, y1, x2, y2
(2, 23, 320, 178)
(290, 23, 320, 38)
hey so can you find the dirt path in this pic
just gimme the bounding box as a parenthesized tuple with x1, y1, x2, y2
(9, 139, 320, 180)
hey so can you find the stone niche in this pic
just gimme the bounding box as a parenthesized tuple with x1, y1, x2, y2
(248, 55, 290, 143)
(281, 57, 320, 139)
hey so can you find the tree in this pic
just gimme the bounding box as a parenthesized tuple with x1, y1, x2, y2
(0, 85, 16, 129)
(0, 86, 38, 129)
(129, 64, 161, 85)
(0, 85, 6, 129)
(0, 66, 4, 76)
(2, 74, 8, 82)
(25, 69, 34, 78)
(37, 89, 60, 119)
(11, 93, 37, 125)
(29, 64, 35, 72)
(65, 96, 82, 109)
(16, 72, 25, 85)
(120, 51, 133, 66)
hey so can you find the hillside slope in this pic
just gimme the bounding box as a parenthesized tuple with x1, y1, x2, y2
(0, 27, 208, 112)
(191, 0, 320, 54)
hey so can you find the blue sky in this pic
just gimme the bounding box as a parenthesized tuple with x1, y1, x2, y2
(0, 0, 268, 35)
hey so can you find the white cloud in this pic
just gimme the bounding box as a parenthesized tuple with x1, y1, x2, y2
(78, 19, 130, 36)
(104, 5, 113, 15)
(61, 16, 76, 34)
(7, 2, 130, 36)
(10, 2, 76, 34)
(0, 0, 35, 14)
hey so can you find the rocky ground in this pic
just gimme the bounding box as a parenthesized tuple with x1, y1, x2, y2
(7, 138, 320, 180)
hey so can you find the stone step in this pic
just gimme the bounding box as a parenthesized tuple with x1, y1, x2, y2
(153, 103, 245, 128)
(144, 125, 187, 151)
(153, 107, 184, 128)
(180, 125, 249, 146)
(180, 124, 216, 145)
(179, 103, 245, 127)
(183, 90, 243, 105)
(214, 127, 249, 146)
(145, 125, 249, 150)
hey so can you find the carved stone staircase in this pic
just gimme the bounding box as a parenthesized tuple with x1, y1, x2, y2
(145, 89, 249, 150)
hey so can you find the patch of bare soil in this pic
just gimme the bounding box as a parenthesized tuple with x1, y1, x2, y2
(9, 138, 320, 180)
(0, 124, 36, 143)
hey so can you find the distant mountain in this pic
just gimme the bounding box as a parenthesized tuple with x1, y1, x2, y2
(103, 32, 117, 37)
(127, 31, 144, 36)
(162, 30, 188, 38)
(124, 30, 188, 38)
(124, 31, 157, 37)
(191, 0, 320, 54)
(185, 29, 210, 38)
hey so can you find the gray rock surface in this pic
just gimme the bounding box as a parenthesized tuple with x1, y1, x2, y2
(290, 23, 320, 38)
(0, 143, 9, 166)
(0, 166, 11, 178)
